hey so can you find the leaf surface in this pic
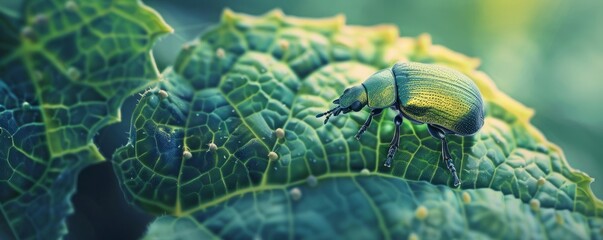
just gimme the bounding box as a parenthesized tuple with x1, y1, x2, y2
(110, 10, 603, 239)
(0, 1, 171, 239)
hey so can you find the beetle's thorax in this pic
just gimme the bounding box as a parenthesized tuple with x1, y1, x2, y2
(361, 68, 397, 109)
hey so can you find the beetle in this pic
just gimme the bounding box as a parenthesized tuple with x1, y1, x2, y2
(316, 62, 485, 187)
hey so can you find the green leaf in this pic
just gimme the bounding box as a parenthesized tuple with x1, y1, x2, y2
(0, 0, 171, 239)
(111, 10, 603, 238)
(144, 176, 603, 239)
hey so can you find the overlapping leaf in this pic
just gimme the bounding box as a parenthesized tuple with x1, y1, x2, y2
(0, 1, 171, 239)
(111, 10, 603, 238)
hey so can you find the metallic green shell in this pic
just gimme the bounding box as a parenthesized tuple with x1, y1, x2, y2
(361, 68, 396, 108)
(393, 62, 484, 135)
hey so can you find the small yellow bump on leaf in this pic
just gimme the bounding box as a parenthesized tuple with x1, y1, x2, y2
(182, 42, 194, 51)
(416, 33, 432, 54)
(415, 206, 428, 220)
(408, 233, 419, 240)
(537, 177, 546, 186)
(207, 142, 218, 152)
(33, 14, 48, 26)
(306, 175, 318, 187)
(268, 151, 279, 161)
(278, 39, 289, 50)
(65, 1, 77, 11)
(183, 150, 192, 160)
(462, 192, 471, 204)
(555, 213, 564, 225)
(222, 8, 236, 23)
(216, 48, 226, 59)
(20, 26, 35, 40)
(21, 101, 31, 110)
(268, 9, 284, 20)
(158, 90, 169, 99)
(67, 67, 81, 80)
(360, 168, 370, 175)
(530, 199, 540, 212)
(275, 128, 285, 139)
(33, 71, 43, 81)
(289, 187, 302, 201)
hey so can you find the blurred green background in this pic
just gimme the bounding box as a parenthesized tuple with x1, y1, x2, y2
(68, 0, 603, 239)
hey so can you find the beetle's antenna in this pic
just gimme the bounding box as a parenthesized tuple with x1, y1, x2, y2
(316, 106, 340, 124)
(316, 107, 339, 118)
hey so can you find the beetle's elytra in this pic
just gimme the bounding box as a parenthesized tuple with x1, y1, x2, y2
(316, 62, 485, 187)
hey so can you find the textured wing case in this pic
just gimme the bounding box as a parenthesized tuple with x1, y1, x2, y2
(393, 62, 484, 135)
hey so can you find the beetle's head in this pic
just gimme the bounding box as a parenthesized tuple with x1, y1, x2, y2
(316, 85, 367, 124)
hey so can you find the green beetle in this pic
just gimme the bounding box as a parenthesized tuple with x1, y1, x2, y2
(316, 62, 485, 186)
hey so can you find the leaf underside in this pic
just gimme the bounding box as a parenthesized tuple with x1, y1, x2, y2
(109, 9, 603, 239)
(0, 0, 171, 239)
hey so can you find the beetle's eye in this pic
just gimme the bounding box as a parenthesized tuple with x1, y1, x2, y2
(351, 101, 363, 111)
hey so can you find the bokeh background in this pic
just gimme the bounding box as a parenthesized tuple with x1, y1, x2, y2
(67, 1, 603, 239)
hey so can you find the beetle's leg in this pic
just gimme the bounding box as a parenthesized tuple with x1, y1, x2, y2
(355, 109, 383, 140)
(384, 114, 403, 167)
(427, 124, 461, 187)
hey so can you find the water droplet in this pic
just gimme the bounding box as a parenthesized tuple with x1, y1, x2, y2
(147, 95, 159, 108)
(195, 113, 199, 117)
(360, 168, 370, 175)
(231, 109, 235, 113)
(223, 155, 226, 159)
